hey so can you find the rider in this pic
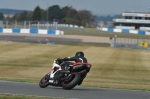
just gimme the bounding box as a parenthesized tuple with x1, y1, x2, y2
(57, 51, 87, 67)
(54, 51, 88, 85)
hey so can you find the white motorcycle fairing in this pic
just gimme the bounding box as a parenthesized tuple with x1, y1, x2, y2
(49, 60, 62, 83)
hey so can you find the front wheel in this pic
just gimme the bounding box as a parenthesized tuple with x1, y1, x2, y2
(39, 73, 50, 88)
(61, 72, 81, 90)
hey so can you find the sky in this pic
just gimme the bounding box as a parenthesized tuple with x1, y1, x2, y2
(1, 0, 150, 15)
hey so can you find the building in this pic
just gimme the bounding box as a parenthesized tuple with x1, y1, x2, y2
(3, 14, 15, 18)
(113, 12, 150, 31)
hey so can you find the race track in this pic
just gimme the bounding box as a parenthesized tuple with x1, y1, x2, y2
(0, 81, 150, 99)
(0, 32, 150, 99)
(0, 33, 110, 44)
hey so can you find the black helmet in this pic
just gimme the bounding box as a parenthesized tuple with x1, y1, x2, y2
(75, 51, 84, 57)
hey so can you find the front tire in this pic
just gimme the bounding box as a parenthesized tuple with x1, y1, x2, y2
(39, 73, 50, 88)
(61, 72, 81, 90)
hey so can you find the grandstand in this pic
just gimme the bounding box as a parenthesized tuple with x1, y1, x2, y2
(113, 12, 150, 31)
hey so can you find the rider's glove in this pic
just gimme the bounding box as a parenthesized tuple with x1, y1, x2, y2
(56, 58, 63, 64)
(57, 58, 62, 61)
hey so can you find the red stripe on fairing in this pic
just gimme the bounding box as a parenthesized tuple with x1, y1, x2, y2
(51, 66, 61, 71)
(73, 62, 92, 67)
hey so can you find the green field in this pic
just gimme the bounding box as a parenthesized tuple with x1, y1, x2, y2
(66, 32, 150, 39)
(0, 94, 65, 99)
(0, 41, 150, 91)
(64, 27, 150, 39)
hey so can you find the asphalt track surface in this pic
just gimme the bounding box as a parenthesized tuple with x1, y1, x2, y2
(0, 81, 150, 99)
(0, 33, 110, 44)
(0, 34, 81, 44)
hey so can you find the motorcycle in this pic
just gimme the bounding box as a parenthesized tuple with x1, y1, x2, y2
(39, 59, 92, 90)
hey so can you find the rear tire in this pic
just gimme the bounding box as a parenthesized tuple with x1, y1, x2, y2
(39, 73, 50, 88)
(61, 72, 81, 90)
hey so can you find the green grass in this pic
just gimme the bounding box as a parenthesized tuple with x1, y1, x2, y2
(0, 94, 65, 99)
(55, 42, 110, 47)
(0, 41, 150, 91)
(64, 27, 150, 39)
(65, 32, 150, 39)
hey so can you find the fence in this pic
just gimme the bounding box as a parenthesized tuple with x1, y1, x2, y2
(2, 21, 84, 29)
(110, 37, 150, 50)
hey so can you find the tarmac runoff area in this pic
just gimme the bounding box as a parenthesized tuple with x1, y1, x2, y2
(0, 33, 111, 44)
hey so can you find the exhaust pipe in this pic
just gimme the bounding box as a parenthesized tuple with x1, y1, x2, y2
(78, 69, 88, 75)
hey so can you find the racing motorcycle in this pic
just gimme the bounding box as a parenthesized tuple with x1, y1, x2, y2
(39, 59, 92, 90)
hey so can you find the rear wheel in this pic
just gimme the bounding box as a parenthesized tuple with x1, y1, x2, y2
(39, 73, 50, 88)
(61, 72, 81, 90)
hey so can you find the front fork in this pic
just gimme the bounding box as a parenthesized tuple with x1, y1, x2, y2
(49, 67, 61, 83)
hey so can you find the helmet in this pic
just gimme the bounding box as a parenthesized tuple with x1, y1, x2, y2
(75, 51, 84, 57)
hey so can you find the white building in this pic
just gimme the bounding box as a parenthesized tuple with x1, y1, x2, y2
(113, 12, 150, 31)
(3, 14, 15, 18)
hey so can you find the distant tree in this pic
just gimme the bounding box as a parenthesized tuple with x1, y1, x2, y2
(66, 8, 78, 19)
(78, 10, 95, 26)
(48, 5, 63, 21)
(32, 6, 42, 21)
(12, 11, 33, 21)
(19, 11, 28, 21)
(41, 9, 46, 21)
(9, 5, 97, 27)
(62, 6, 73, 18)
(61, 6, 81, 25)
(12, 14, 20, 20)
(26, 12, 33, 21)
(0, 12, 4, 20)
(62, 17, 79, 24)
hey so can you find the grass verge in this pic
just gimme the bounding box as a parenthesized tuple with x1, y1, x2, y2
(0, 41, 150, 91)
(65, 32, 150, 39)
(0, 94, 65, 99)
(64, 27, 150, 39)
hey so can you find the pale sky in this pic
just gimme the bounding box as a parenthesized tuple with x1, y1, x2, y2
(1, 0, 150, 15)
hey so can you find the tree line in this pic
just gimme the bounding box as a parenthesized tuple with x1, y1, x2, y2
(0, 12, 4, 20)
(11, 5, 95, 26)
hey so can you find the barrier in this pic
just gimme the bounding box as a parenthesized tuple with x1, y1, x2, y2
(3, 29, 12, 33)
(113, 29, 122, 32)
(48, 30, 56, 34)
(108, 28, 114, 32)
(12, 28, 20, 33)
(20, 29, 30, 34)
(0, 28, 64, 35)
(97, 27, 150, 35)
(122, 29, 130, 33)
(0, 28, 3, 33)
(138, 30, 145, 35)
(31, 24, 84, 28)
(30, 29, 38, 34)
(110, 37, 150, 50)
